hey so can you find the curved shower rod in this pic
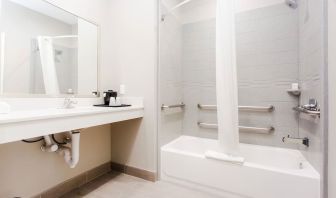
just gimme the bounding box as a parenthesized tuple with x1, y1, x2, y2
(161, 0, 194, 21)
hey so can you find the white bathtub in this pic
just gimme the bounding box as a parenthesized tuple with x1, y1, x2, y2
(161, 136, 320, 198)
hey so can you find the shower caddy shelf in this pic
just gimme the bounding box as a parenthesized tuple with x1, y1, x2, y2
(292, 106, 320, 117)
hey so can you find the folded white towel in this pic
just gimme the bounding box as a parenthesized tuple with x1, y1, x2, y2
(0, 102, 10, 114)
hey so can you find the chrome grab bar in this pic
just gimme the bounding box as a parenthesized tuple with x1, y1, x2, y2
(161, 103, 185, 110)
(239, 105, 275, 112)
(239, 126, 275, 134)
(197, 122, 274, 134)
(197, 104, 217, 110)
(197, 104, 274, 112)
(197, 122, 218, 129)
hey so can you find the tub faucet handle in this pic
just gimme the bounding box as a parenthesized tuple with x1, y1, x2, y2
(63, 97, 78, 109)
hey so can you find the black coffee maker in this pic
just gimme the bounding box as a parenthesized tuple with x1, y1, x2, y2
(104, 90, 117, 105)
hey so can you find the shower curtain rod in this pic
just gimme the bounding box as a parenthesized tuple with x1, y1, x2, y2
(51, 35, 78, 39)
(168, 0, 193, 13)
(161, 0, 194, 21)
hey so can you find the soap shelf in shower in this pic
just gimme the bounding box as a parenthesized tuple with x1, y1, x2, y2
(287, 89, 301, 96)
(292, 106, 320, 117)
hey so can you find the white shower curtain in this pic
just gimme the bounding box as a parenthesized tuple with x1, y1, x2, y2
(215, 0, 239, 155)
(37, 36, 60, 95)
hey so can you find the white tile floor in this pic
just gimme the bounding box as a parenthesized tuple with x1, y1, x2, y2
(62, 172, 224, 198)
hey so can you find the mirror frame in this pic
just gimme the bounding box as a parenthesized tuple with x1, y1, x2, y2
(0, 0, 101, 98)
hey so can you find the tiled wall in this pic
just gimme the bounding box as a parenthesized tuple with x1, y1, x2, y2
(160, 4, 325, 173)
(181, 19, 217, 139)
(298, 0, 325, 175)
(236, 4, 300, 148)
(159, 6, 184, 146)
(180, 4, 301, 149)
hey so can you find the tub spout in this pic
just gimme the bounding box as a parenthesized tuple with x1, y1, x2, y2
(282, 135, 309, 147)
(57, 130, 80, 168)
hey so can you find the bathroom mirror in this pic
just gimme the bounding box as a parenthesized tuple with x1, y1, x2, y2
(0, 0, 99, 97)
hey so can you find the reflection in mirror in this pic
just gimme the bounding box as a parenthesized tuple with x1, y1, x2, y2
(0, 0, 98, 96)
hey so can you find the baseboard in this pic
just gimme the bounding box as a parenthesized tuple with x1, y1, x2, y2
(32, 161, 156, 198)
(33, 162, 111, 198)
(111, 162, 157, 182)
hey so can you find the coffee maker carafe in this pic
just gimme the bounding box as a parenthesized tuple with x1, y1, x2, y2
(103, 90, 117, 105)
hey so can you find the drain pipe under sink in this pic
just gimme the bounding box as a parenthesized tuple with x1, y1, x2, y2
(41, 135, 58, 152)
(57, 130, 81, 168)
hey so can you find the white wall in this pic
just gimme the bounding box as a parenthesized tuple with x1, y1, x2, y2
(108, 0, 158, 172)
(328, 0, 336, 197)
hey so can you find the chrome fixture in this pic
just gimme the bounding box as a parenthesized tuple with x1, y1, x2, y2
(41, 135, 58, 152)
(92, 91, 100, 97)
(197, 104, 275, 112)
(197, 104, 217, 110)
(293, 98, 320, 117)
(282, 135, 309, 147)
(285, 0, 298, 9)
(197, 122, 218, 129)
(161, 103, 185, 110)
(239, 126, 275, 134)
(161, 0, 194, 21)
(239, 105, 275, 112)
(303, 98, 318, 111)
(63, 97, 78, 109)
(197, 122, 275, 134)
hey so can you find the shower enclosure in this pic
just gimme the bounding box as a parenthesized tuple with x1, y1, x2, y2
(158, 0, 326, 198)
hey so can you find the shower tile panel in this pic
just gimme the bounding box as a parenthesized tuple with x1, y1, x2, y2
(236, 3, 299, 148)
(181, 19, 217, 139)
(298, 0, 324, 174)
(159, 6, 184, 147)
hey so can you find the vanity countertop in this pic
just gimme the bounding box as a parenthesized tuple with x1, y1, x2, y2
(0, 105, 143, 124)
(0, 104, 144, 144)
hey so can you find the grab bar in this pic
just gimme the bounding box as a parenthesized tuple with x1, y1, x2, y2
(161, 103, 185, 110)
(197, 122, 275, 134)
(239, 105, 275, 112)
(197, 104, 217, 110)
(197, 104, 275, 112)
(239, 126, 275, 134)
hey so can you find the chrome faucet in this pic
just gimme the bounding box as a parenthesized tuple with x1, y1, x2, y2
(63, 97, 78, 109)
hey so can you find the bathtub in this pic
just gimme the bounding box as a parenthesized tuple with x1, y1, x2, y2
(161, 136, 320, 198)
